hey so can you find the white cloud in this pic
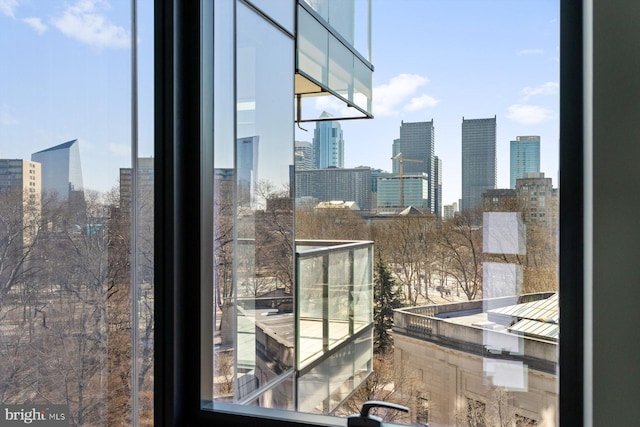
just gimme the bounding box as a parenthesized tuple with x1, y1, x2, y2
(506, 104, 554, 125)
(0, 0, 18, 18)
(404, 94, 440, 111)
(22, 17, 47, 34)
(517, 49, 544, 56)
(373, 73, 432, 116)
(52, 0, 130, 49)
(312, 73, 439, 118)
(522, 81, 559, 101)
(0, 105, 19, 125)
(108, 143, 130, 157)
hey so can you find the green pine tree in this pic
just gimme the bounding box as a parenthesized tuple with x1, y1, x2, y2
(373, 254, 403, 353)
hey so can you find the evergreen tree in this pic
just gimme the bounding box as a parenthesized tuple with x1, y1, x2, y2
(373, 254, 403, 353)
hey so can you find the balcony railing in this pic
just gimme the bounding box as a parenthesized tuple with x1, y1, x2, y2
(295, 239, 374, 414)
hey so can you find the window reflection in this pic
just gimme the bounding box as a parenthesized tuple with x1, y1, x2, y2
(0, 1, 153, 425)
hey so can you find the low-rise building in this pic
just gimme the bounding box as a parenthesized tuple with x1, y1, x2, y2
(393, 293, 558, 427)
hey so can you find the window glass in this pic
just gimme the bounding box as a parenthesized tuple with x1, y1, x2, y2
(212, 0, 295, 408)
(0, 1, 153, 425)
(249, 0, 295, 33)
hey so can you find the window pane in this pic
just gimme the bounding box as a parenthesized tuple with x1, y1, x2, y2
(212, 0, 295, 408)
(0, 1, 153, 425)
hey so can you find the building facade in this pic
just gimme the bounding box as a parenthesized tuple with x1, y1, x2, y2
(461, 117, 497, 212)
(0, 159, 42, 246)
(433, 155, 442, 219)
(443, 202, 458, 219)
(376, 173, 428, 210)
(510, 136, 541, 189)
(313, 111, 344, 169)
(295, 167, 373, 211)
(516, 172, 559, 238)
(394, 120, 436, 214)
(294, 140, 314, 170)
(31, 139, 84, 202)
(394, 294, 558, 427)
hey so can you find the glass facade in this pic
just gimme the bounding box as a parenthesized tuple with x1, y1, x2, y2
(510, 136, 542, 189)
(296, 0, 373, 121)
(461, 117, 497, 212)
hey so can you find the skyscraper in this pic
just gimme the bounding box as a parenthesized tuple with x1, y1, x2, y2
(294, 140, 314, 170)
(510, 136, 541, 189)
(0, 159, 41, 245)
(236, 136, 259, 207)
(313, 111, 344, 169)
(394, 120, 435, 214)
(461, 116, 497, 212)
(433, 156, 443, 218)
(31, 139, 84, 201)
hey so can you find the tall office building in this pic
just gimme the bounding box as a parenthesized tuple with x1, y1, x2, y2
(391, 139, 401, 173)
(236, 136, 259, 207)
(461, 116, 497, 212)
(510, 136, 541, 189)
(0, 159, 42, 245)
(433, 156, 442, 219)
(31, 139, 84, 201)
(313, 111, 344, 169)
(394, 120, 435, 214)
(294, 140, 314, 170)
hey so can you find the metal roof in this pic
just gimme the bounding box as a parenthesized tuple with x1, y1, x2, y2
(489, 293, 559, 323)
(488, 293, 559, 341)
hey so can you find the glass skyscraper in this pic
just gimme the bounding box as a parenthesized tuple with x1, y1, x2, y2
(461, 116, 496, 212)
(510, 135, 541, 189)
(394, 120, 435, 214)
(31, 139, 84, 201)
(312, 111, 344, 169)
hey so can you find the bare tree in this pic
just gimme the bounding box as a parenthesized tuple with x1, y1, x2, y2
(438, 211, 484, 301)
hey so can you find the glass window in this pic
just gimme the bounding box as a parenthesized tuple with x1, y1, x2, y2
(0, 1, 154, 425)
(210, 0, 296, 410)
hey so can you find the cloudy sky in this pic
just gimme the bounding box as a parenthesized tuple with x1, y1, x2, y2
(0, 0, 558, 205)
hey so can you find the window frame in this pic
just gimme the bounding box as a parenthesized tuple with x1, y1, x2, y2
(154, 0, 584, 425)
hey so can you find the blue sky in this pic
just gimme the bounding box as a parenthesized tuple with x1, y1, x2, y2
(0, 0, 153, 192)
(303, 0, 560, 205)
(0, 0, 558, 206)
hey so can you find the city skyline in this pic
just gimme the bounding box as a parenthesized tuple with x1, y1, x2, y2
(0, 0, 559, 207)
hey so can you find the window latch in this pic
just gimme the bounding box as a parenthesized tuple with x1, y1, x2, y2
(347, 400, 409, 427)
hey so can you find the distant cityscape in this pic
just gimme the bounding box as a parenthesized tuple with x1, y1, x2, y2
(293, 111, 557, 226)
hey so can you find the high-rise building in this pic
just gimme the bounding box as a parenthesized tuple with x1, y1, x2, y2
(31, 139, 84, 201)
(516, 172, 559, 238)
(392, 139, 401, 173)
(510, 136, 541, 189)
(0, 159, 42, 245)
(443, 202, 458, 220)
(295, 167, 372, 210)
(236, 136, 259, 207)
(461, 116, 497, 212)
(433, 156, 442, 219)
(394, 120, 435, 213)
(313, 111, 344, 169)
(294, 140, 314, 170)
